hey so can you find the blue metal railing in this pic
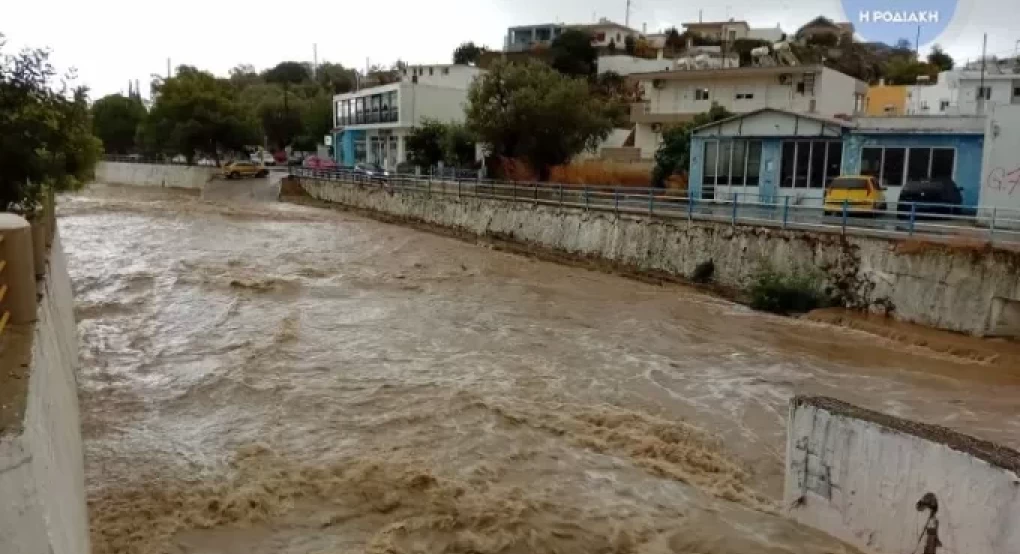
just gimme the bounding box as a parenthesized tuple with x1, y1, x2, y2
(294, 167, 1020, 247)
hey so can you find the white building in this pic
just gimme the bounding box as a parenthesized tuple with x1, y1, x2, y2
(908, 68, 1020, 116)
(574, 18, 643, 50)
(628, 65, 867, 158)
(332, 65, 485, 169)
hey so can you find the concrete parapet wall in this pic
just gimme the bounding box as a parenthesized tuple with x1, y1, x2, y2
(0, 233, 89, 554)
(297, 179, 1020, 337)
(96, 161, 216, 189)
(784, 397, 1020, 554)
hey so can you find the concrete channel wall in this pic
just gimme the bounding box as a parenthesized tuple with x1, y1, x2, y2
(785, 397, 1020, 554)
(297, 178, 1020, 337)
(96, 161, 216, 189)
(0, 233, 90, 554)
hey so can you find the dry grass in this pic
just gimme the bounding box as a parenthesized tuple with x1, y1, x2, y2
(549, 161, 653, 188)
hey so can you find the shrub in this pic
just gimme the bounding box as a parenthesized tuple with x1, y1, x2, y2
(748, 264, 828, 315)
(548, 161, 652, 187)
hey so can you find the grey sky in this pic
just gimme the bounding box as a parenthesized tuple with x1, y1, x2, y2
(4, 0, 1016, 98)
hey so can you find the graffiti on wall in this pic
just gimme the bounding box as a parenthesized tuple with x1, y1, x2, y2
(986, 167, 1020, 196)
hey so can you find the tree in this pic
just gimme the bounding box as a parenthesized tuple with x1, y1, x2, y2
(258, 99, 303, 150)
(315, 62, 356, 94)
(92, 94, 146, 154)
(549, 29, 597, 77)
(895, 38, 914, 51)
(228, 64, 262, 88)
(263, 61, 312, 85)
(0, 35, 101, 211)
(453, 42, 485, 66)
(442, 123, 476, 167)
(927, 45, 954, 71)
(664, 27, 684, 52)
(624, 35, 637, 55)
(652, 104, 732, 187)
(138, 66, 258, 163)
(607, 39, 617, 54)
(405, 119, 447, 168)
(466, 60, 613, 180)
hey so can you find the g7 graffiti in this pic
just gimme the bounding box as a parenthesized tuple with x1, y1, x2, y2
(986, 167, 1020, 196)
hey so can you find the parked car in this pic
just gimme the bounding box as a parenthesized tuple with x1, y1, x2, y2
(222, 161, 268, 179)
(824, 176, 886, 216)
(302, 156, 338, 170)
(249, 151, 275, 166)
(353, 162, 389, 183)
(896, 178, 963, 219)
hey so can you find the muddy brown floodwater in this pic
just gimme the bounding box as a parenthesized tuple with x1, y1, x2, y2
(63, 185, 1020, 554)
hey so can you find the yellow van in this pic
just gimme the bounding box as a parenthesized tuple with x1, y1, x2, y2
(824, 176, 887, 215)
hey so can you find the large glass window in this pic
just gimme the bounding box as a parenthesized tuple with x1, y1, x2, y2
(907, 147, 931, 182)
(882, 147, 906, 187)
(826, 142, 843, 186)
(780, 142, 796, 187)
(703, 142, 718, 185)
(780, 140, 842, 188)
(931, 148, 955, 179)
(861, 147, 882, 178)
(746, 141, 762, 186)
(702, 140, 763, 187)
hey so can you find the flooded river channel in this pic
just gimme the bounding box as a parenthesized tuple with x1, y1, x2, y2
(62, 185, 1020, 554)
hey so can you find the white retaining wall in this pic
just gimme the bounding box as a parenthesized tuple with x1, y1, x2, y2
(0, 234, 90, 554)
(298, 179, 1020, 337)
(784, 397, 1020, 554)
(96, 161, 216, 189)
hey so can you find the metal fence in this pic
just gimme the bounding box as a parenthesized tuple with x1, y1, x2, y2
(291, 167, 1020, 248)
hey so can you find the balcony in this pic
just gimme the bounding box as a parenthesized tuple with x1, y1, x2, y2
(629, 102, 698, 125)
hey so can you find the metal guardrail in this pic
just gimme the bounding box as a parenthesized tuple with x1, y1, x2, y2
(290, 167, 1020, 248)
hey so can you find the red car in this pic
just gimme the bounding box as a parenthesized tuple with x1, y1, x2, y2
(302, 156, 338, 170)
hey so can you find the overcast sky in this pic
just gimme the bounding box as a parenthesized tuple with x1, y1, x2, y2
(4, 0, 1017, 98)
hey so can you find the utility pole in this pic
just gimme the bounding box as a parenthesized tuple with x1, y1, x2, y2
(915, 25, 921, 56)
(625, 0, 631, 27)
(313, 43, 318, 77)
(979, 33, 988, 114)
(166, 57, 171, 79)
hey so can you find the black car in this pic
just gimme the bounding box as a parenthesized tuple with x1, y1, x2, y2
(896, 178, 963, 219)
(352, 163, 389, 183)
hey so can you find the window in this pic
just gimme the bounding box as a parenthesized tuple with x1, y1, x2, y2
(779, 141, 842, 188)
(596, 32, 606, 41)
(860, 147, 882, 179)
(429, 67, 434, 76)
(746, 141, 762, 186)
(616, 33, 621, 41)
(443, 67, 450, 75)
(977, 86, 992, 100)
(796, 81, 806, 94)
(735, 92, 755, 100)
(930, 148, 955, 179)
(701, 140, 764, 187)
(1013, 86, 1020, 100)
(703, 142, 718, 185)
(940, 100, 951, 111)
(907, 148, 931, 182)
(727, 29, 737, 42)
(695, 88, 710, 101)
(882, 147, 906, 187)
(860, 146, 952, 187)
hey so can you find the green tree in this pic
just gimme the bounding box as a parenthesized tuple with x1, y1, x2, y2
(664, 27, 684, 52)
(927, 45, 954, 71)
(466, 60, 613, 179)
(442, 123, 476, 167)
(624, 35, 636, 55)
(138, 66, 258, 163)
(549, 29, 597, 77)
(263, 61, 312, 85)
(258, 99, 303, 150)
(453, 42, 485, 66)
(652, 103, 732, 187)
(91, 94, 146, 154)
(315, 62, 356, 94)
(405, 119, 447, 168)
(228, 64, 263, 88)
(0, 35, 100, 212)
(295, 91, 334, 151)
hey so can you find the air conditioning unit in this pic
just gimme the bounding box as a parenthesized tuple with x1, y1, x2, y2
(778, 73, 792, 85)
(651, 123, 663, 132)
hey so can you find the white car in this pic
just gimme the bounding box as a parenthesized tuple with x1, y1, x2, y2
(249, 152, 276, 166)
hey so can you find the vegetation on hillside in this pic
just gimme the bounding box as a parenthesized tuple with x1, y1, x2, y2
(652, 104, 733, 187)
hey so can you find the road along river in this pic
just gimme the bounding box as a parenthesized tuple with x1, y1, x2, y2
(63, 184, 1020, 554)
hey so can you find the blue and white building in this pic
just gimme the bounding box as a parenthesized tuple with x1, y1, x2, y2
(689, 108, 988, 207)
(331, 65, 484, 169)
